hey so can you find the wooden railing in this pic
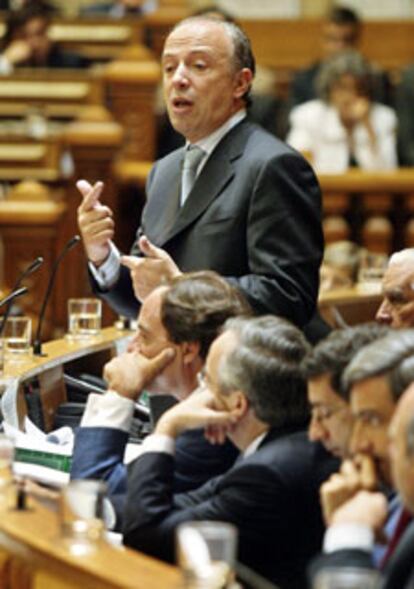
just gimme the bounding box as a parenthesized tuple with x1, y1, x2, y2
(318, 169, 414, 253)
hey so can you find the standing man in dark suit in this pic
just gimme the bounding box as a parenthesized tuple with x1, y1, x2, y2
(77, 16, 323, 328)
(122, 316, 337, 589)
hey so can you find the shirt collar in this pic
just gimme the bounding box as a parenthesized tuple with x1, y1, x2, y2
(243, 431, 268, 458)
(189, 109, 246, 157)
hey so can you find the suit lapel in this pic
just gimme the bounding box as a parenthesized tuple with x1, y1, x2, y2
(159, 120, 250, 247)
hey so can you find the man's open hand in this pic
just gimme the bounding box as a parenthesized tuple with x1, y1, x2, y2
(121, 235, 181, 302)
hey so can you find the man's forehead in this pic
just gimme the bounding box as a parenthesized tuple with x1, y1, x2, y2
(308, 373, 340, 402)
(384, 257, 414, 291)
(164, 21, 232, 57)
(206, 329, 238, 370)
(351, 375, 394, 411)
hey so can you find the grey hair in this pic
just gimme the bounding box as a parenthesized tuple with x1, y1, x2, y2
(342, 330, 414, 400)
(316, 49, 373, 102)
(217, 315, 311, 428)
(171, 16, 255, 106)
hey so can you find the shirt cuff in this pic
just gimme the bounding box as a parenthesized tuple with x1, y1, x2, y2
(80, 391, 135, 432)
(324, 523, 375, 554)
(0, 56, 13, 75)
(140, 433, 175, 456)
(88, 242, 121, 289)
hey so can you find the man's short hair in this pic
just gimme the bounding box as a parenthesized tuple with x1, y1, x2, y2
(343, 330, 414, 401)
(161, 271, 250, 360)
(302, 324, 389, 400)
(171, 16, 255, 106)
(317, 50, 373, 102)
(327, 5, 360, 28)
(218, 315, 311, 428)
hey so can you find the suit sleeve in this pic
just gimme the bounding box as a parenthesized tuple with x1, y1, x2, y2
(122, 452, 289, 564)
(227, 152, 323, 325)
(71, 427, 128, 496)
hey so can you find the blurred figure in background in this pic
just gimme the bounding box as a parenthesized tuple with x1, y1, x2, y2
(287, 50, 397, 173)
(289, 5, 391, 109)
(0, 1, 89, 73)
(376, 249, 414, 328)
(81, 0, 158, 17)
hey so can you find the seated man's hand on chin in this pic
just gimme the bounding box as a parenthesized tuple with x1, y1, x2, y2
(331, 490, 388, 539)
(103, 348, 176, 401)
(320, 454, 378, 526)
(154, 388, 242, 440)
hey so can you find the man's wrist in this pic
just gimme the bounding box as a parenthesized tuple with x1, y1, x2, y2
(155, 414, 181, 438)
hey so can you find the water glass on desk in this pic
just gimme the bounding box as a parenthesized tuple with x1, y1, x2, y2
(67, 298, 102, 339)
(59, 480, 107, 555)
(176, 521, 238, 588)
(313, 567, 381, 589)
(3, 316, 32, 356)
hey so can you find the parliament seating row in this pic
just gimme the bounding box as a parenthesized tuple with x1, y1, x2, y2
(0, 327, 181, 589)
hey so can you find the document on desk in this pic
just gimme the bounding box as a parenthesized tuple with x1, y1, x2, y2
(4, 417, 73, 487)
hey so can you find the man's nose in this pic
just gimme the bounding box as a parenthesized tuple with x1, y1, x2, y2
(172, 63, 190, 87)
(308, 417, 328, 443)
(349, 421, 369, 456)
(375, 299, 392, 325)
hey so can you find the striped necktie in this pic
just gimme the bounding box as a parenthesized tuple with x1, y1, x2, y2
(181, 145, 205, 206)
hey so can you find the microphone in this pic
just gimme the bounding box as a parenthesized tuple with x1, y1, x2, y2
(0, 287, 29, 335)
(0, 256, 43, 337)
(33, 235, 81, 357)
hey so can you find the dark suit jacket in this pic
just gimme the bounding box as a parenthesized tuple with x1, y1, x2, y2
(98, 119, 323, 328)
(123, 429, 338, 589)
(308, 520, 414, 589)
(70, 426, 238, 527)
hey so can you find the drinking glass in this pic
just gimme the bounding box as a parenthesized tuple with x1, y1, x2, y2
(176, 521, 238, 588)
(59, 480, 107, 555)
(67, 298, 102, 339)
(3, 316, 32, 356)
(313, 567, 381, 589)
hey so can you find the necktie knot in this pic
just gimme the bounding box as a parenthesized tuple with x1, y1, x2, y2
(181, 145, 205, 205)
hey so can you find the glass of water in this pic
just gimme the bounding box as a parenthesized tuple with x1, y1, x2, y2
(67, 298, 102, 340)
(313, 567, 381, 589)
(3, 316, 32, 356)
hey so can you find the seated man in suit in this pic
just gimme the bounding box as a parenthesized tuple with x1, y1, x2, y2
(122, 315, 338, 589)
(310, 382, 414, 589)
(309, 330, 414, 586)
(0, 1, 89, 73)
(303, 323, 389, 459)
(376, 249, 414, 328)
(77, 15, 323, 331)
(81, 0, 157, 18)
(71, 271, 249, 515)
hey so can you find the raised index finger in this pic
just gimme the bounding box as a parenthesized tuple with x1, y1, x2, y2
(77, 180, 104, 212)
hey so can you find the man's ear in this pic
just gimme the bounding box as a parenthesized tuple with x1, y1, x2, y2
(234, 68, 253, 100)
(180, 340, 201, 365)
(231, 390, 249, 418)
